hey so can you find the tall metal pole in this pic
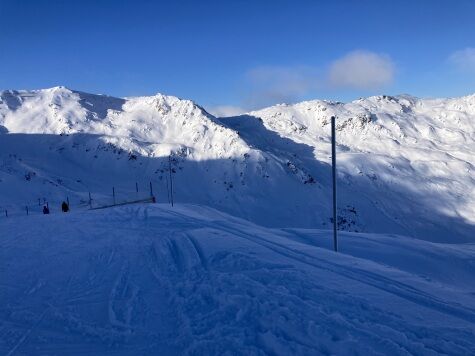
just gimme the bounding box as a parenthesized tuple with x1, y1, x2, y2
(165, 175, 170, 204)
(331, 116, 338, 252)
(168, 155, 174, 207)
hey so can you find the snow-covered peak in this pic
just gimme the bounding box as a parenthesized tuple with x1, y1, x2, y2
(248, 92, 475, 150)
(0, 88, 249, 160)
(245, 93, 475, 240)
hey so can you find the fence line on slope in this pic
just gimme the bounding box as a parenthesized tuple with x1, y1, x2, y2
(0, 180, 171, 219)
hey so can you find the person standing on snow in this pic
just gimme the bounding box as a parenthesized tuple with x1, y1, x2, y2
(43, 205, 50, 214)
(61, 201, 69, 212)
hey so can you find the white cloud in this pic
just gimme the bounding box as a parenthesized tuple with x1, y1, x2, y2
(207, 105, 246, 117)
(220, 50, 395, 111)
(449, 48, 475, 72)
(244, 65, 320, 109)
(328, 50, 395, 89)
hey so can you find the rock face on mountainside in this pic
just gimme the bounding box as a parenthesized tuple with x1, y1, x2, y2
(0, 87, 474, 242)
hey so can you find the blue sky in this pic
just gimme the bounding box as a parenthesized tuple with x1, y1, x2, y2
(1, 0, 474, 113)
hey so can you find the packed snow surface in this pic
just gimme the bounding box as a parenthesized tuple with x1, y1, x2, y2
(1, 204, 474, 355)
(1, 88, 474, 242)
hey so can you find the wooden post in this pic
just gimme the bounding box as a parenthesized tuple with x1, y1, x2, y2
(89, 192, 92, 209)
(112, 187, 116, 205)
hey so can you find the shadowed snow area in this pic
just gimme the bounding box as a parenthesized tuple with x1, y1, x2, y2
(1, 204, 474, 355)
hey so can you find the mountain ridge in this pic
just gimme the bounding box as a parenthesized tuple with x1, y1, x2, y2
(1, 87, 474, 242)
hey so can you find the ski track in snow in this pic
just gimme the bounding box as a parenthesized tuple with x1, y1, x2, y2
(0, 204, 474, 355)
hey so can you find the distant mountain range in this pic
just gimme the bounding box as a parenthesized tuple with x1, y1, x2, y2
(1, 87, 474, 242)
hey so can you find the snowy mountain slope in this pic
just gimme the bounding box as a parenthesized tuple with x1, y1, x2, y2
(0, 87, 247, 158)
(0, 87, 333, 232)
(0, 87, 264, 220)
(1, 204, 474, 355)
(1, 87, 474, 242)
(240, 94, 475, 241)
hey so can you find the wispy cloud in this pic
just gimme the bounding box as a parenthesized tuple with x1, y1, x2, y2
(228, 50, 395, 111)
(327, 50, 395, 89)
(449, 48, 475, 73)
(207, 105, 246, 117)
(243, 65, 320, 109)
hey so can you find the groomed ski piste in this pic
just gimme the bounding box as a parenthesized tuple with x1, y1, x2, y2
(1, 203, 475, 355)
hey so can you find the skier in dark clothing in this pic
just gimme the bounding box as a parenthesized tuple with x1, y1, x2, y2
(61, 201, 69, 212)
(43, 205, 50, 214)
